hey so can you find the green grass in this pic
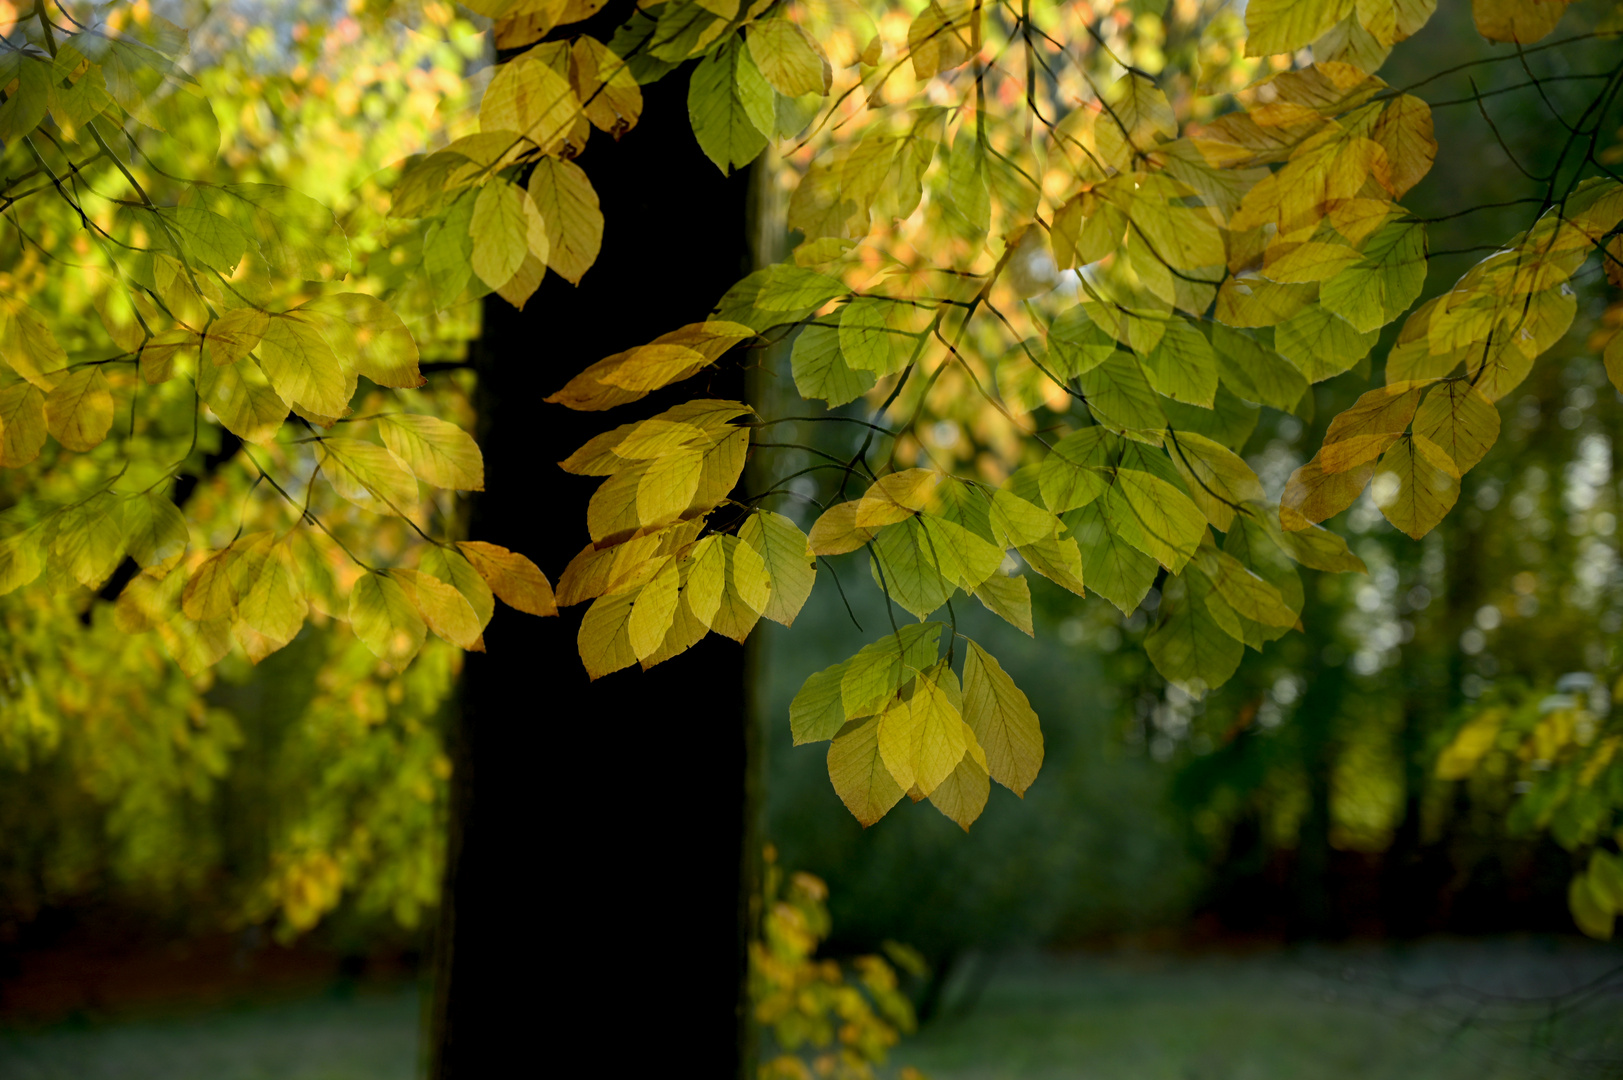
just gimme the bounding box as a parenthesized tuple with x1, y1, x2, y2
(1, 939, 1617, 1079)
(899, 939, 1623, 1080)
(0, 988, 420, 1080)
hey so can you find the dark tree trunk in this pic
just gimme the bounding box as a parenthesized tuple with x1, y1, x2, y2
(429, 15, 756, 1074)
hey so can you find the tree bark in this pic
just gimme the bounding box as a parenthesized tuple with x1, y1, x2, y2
(429, 20, 755, 1074)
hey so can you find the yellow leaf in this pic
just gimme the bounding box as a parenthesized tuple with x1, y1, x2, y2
(470, 179, 547, 290)
(197, 356, 289, 445)
(138, 328, 202, 385)
(627, 559, 680, 660)
(1246, 0, 1355, 55)
(0, 382, 47, 467)
(0, 530, 44, 595)
(807, 501, 878, 556)
(1373, 433, 1459, 539)
(237, 537, 307, 657)
(1169, 431, 1265, 532)
(320, 438, 419, 515)
(577, 588, 637, 680)
(547, 323, 754, 408)
(962, 640, 1043, 796)
(1317, 380, 1428, 473)
(570, 36, 641, 135)
(1472, 0, 1573, 42)
(1412, 379, 1499, 475)
(497, 253, 546, 310)
(422, 545, 495, 631)
(257, 314, 354, 419)
(299, 294, 423, 390)
(739, 510, 815, 627)
(480, 56, 578, 150)
(396, 568, 484, 650)
(684, 536, 727, 626)
(747, 18, 832, 97)
(970, 572, 1033, 636)
(555, 531, 667, 606)
(349, 571, 427, 668)
(927, 743, 990, 830)
(377, 414, 484, 491)
(458, 540, 557, 616)
(205, 308, 270, 367)
(828, 715, 905, 827)
(854, 468, 940, 528)
(711, 534, 771, 643)
(528, 156, 602, 286)
(123, 492, 189, 571)
(44, 368, 114, 453)
(878, 664, 966, 797)
(0, 302, 68, 391)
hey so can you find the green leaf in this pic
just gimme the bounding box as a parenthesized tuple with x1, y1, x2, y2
(1274, 305, 1378, 383)
(791, 325, 875, 406)
(157, 205, 248, 274)
(0, 55, 50, 142)
(423, 191, 477, 310)
(739, 510, 815, 627)
(1211, 324, 1308, 412)
(212, 183, 351, 280)
(839, 297, 907, 376)
(944, 124, 991, 238)
(963, 640, 1044, 796)
(1137, 319, 1218, 407)
(123, 493, 189, 570)
(1145, 573, 1244, 697)
(839, 622, 944, 723)
(870, 517, 955, 620)
(351, 571, 427, 668)
(971, 573, 1033, 636)
(714, 264, 846, 330)
(1112, 471, 1205, 572)
(1047, 305, 1117, 378)
(689, 38, 770, 174)
(1320, 220, 1427, 333)
(1063, 500, 1157, 614)
(1039, 427, 1113, 513)
(1078, 351, 1166, 439)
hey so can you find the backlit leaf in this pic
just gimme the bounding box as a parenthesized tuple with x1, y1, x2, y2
(528, 157, 603, 286)
(962, 640, 1043, 796)
(350, 571, 427, 669)
(44, 368, 115, 453)
(458, 541, 557, 617)
(377, 414, 484, 491)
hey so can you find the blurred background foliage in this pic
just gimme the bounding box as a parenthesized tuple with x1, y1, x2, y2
(0, 0, 1621, 1040)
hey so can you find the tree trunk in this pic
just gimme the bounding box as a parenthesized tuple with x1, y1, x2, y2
(429, 19, 756, 1074)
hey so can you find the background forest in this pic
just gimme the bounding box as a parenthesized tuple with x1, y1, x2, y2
(0, 0, 1620, 1077)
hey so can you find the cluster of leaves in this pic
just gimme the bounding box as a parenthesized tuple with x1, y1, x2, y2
(752, 846, 922, 1080)
(0, 0, 501, 933)
(1439, 674, 1623, 939)
(0, 0, 555, 688)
